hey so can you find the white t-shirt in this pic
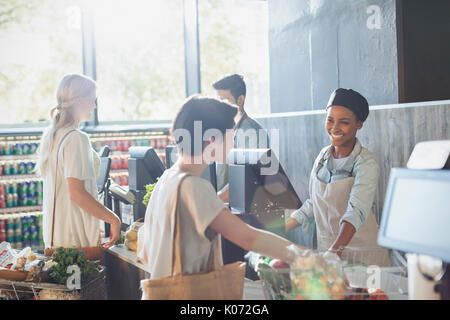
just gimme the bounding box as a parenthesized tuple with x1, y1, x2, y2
(137, 163, 226, 279)
(42, 126, 101, 248)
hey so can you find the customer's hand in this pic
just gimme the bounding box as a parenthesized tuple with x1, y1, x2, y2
(103, 216, 121, 249)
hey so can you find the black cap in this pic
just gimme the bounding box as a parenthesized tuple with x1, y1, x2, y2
(326, 88, 369, 122)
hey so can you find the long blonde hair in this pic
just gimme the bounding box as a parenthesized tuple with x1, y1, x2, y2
(37, 74, 97, 176)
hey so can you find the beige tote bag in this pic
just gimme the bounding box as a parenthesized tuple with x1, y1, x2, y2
(140, 173, 246, 300)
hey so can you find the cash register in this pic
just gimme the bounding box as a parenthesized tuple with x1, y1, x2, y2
(224, 148, 302, 279)
(378, 140, 450, 300)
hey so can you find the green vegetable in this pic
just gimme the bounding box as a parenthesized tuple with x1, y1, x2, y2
(142, 179, 158, 207)
(49, 247, 100, 286)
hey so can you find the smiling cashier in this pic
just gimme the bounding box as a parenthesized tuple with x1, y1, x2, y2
(285, 88, 389, 265)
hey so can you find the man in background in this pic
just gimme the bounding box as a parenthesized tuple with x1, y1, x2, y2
(212, 74, 270, 203)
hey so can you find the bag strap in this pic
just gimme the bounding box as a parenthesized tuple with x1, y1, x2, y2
(50, 129, 77, 248)
(171, 173, 221, 275)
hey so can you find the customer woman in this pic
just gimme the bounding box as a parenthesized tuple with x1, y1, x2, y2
(285, 88, 389, 265)
(137, 96, 309, 279)
(37, 74, 121, 249)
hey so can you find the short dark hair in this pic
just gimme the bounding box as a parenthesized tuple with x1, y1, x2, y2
(171, 95, 238, 156)
(212, 74, 246, 101)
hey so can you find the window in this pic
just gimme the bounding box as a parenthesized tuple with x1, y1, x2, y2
(0, 0, 83, 124)
(198, 0, 270, 116)
(92, 0, 185, 122)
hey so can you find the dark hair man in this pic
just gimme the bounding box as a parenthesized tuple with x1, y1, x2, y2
(212, 74, 270, 202)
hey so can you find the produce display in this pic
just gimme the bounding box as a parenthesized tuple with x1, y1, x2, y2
(256, 253, 389, 300)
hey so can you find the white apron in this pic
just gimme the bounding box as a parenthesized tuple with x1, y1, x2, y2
(311, 160, 389, 266)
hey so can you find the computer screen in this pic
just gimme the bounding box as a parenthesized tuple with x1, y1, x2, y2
(128, 147, 165, 190)
(96, 157, 111, 193)
(378, 168, 450, 262)
(228, 148, 302, 213)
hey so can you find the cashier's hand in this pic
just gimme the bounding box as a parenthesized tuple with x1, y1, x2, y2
(103, 217, 121, 249)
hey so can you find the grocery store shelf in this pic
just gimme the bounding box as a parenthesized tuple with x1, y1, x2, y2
(110, 169, 128, 174)
(0, 205, 43, 214)
(0, 174, 40, 181)
(0, 154, 37, 160)
(109, 148, 166, 155)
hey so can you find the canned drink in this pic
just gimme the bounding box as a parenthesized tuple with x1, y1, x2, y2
(18, 162, 26, 175)
(0, 217, 6, 243)
(0, 163, 3, 176)
(14, 216, 22, 249)
(3, 162, 10, 175)
(37, 180, 43, 193)
(5, 182, 12, 194)
(6, 194, 13, 208)
(22, 143, 30, 155)
(28, 193, 36, 206)
(37, 213, 43, 242)
(22, 216, 30, 246)
(28, 181, 36, 194)
(5, 143, 13, 156)
(121, 174, 128, 186)
(30, 222, 38, 247)
(12, 193, 18, 207)
(26, 162, 35, 174)
(9, 162, 19, 174)
(11, 162, 18, 175)
(11, 182, 18, 194)
(7, 229, 15, 247)
(18, 181, 27, 194)
(30, 143, 38, 154)
(0, 144, 4, 156)
(6, 217, 15, 242)
(0, 226, 6, 243)
(19, 192, 27, 207)
(14, 143, 23, 155)
(36, 192, 42, 205)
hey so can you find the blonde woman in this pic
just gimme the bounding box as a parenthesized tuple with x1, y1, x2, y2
(37, 74, 121, 249)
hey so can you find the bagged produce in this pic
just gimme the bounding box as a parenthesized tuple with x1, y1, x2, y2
(0, 242, 15, 268)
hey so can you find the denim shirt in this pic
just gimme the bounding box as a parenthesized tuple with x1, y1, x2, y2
(291, 139, 380, 233)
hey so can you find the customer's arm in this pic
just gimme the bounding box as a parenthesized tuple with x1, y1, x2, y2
(67, 177, 121, 248)
(209, 208, 309, 264)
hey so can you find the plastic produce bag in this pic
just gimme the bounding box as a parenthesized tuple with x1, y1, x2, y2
(0, 242, 16, 268)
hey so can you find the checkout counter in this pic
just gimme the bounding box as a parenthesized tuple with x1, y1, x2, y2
(102, 141, 450, 300)
(102, 146, 301, 299)
(101, 146, 165, 299)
